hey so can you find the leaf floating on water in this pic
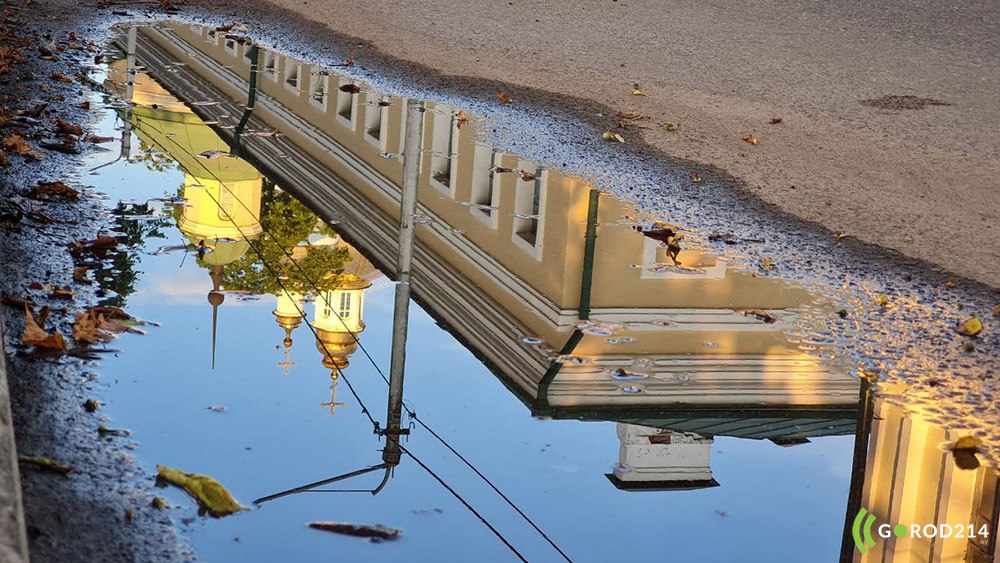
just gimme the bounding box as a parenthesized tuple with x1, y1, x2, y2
(602, 131, 625, 143)
(691, 170, 702, 183)
(768, 117, 783, 124)
(50, 72, 73, 83)
(308, 522, 402, 541)
(73, 266, 90, 284)
(98, 425, 131, 437)
(56, 119, 83, 136)
(496, 92, 511, 104)
(207, 405, 226, 412)
(69, 235, 118, 256)
(743, 310, 779, 323)
(156, 465, 247, 517)
(455, 111, 469, 129)
(631, 83, 645, 96)
(518, 169, 536, 182)
(948, 436, 982, 470)
(339, 84, 361, 94)
(18, 455, 73, 476)
(22, 304, 66, 351)
(875, 294, 889, 307)
(151, 497, 167, 510)
(2, 134, 44, 160)
(84, 399, 100, 412)
(742, 134, 758, 145)
(955, 316, 983, 337)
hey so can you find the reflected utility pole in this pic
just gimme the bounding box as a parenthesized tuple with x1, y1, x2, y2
(121, 26, 137, 159)
(382, 100, 425, 465)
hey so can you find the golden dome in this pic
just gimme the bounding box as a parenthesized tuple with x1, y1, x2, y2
(314, 329, 360, 371)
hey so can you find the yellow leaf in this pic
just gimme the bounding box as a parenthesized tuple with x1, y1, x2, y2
(156, 465, 247, 517)
(742, 134, 758, 145)
(691, 170, 702, 183)
(991, 305, 999, 317)
(496, 92, 511, 104)
(631, 83, 645, 96)
(875, 294, 889, 307)
(955, 317, 983, 337)
(455, 111, 469, 129)
(759, 257, 773, 274)
(602, 131, 625, 143)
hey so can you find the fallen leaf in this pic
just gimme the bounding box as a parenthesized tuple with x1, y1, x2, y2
(875, 294, 889, 307)
(949, 436, 982, 470)
(40, 138, 79, 154)
(1, 296, 34, 309)
(455, 111, 468, 129)
(742, 134, 758, 145)
(944, 280, 956, 288)
(743, 310, 779, 323)
(338, 84, 361, 94)
(768, 117, 783, 124)
(50, 72, 72, 83)
(49, 286, 73, 300)
(30, 180, 78, 201)
(78, 101, 91, 110)
(22, 304, 66, 351)
(759, 257, 773, 274)
(518, 169, 536, 182)
(602, 131, 625, 143)
(955, 317, 983, 337)
(68, 235, 118, 255)
(151, 497, 167, 510)
(993, 305, 1000, 317)
(83, 135, 114, 144)
(2, 134, 43, 159)
(98, 425, 130, 437)
(662, 122, 679, 132)
(156, 465, 247, 517)
(496, 92, 511, 104)
(691, 170, 702, 183)
(124, 508, 133, 523)
(73, 309, 114, 344)
(56, 119, 83, 136)
(308, 522, 402, 541)
(73, 266, 90, 284)
(631, 83, 645, 96)
(18, 455, 72, 476)
(616, 111, 647, 120)
(84, 399, 99, 412)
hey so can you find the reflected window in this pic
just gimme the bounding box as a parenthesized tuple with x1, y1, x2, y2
(338, 292, 351, 318)
(309, 70, 327, 109)
(470, 145, 499, 225)
(284, 61, 300, 91)
(364, 96, 387, 148)
(224, 38, 237, 55)
(335, 79, 356, 128)
(263, 52, 278, 81)
(513, 167, 544, 251)
(429, 110, 458, 194)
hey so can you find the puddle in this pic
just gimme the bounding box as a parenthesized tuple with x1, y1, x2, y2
(44, 22, 1000, 561)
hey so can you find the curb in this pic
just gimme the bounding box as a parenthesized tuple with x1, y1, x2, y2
(0, 310, 30, 562)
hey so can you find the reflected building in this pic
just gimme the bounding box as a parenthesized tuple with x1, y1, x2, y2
(609, 423, 717, 491)
(849, 387, 1000, 562)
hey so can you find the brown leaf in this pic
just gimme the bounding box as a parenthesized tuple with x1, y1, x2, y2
(743, 309, 779, 323)
(78, 101, 91, 110)
(950, 436, 982, 470)
(338, 84, 361, 94)
(768, 117, 783, 124)
(73, 266, 90, 284)
(616, 111, 647, 120)
(30, 180, 79, 201)
(518, 169, 536, 182)
(73, 309, 116, 344)
(691, 170, 702, 183)
(49, 286, 73, 300)
(18, 455, 73, 476)
(455, 111, 469, 129)
(308, 522, 402, 541)
(56, 119, 83, 136)
(83, 134, 114, 144)
(22, 304, 66, 350)
(69, 235, 118, 255)
(742, 134, 758, 145)
(40, 138, 79, 154)
(2, 134, 44, 159)
(50, 72, 72, 83)
(496, 92, 511, 104)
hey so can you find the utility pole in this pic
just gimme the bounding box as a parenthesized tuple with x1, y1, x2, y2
(382, 100, 424, 465)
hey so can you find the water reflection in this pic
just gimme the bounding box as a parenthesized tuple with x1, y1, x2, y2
(94, 22, 1000, 561)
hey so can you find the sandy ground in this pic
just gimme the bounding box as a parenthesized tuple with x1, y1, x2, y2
(229, 0, 1000, 287)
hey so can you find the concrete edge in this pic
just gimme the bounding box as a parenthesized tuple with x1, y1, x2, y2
(0, 309, 30, 562)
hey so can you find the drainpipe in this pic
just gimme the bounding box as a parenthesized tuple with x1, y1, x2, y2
(229, 44, 259, 157)
(534, 188, 600, 411)
(839, 379, 875, 562)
